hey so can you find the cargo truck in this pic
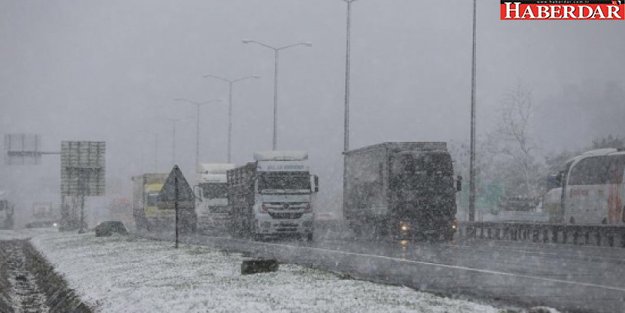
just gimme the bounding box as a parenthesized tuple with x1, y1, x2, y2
(227, 151, 319, 241)
(195, 163, 235, 234)
(343, 142, 461, 241)
(132, 173, 196, 233)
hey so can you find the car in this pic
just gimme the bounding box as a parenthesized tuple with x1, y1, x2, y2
(95, 221, 128, 237)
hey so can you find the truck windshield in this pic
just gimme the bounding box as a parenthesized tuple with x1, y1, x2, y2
(200, 183, 228, 199)
(258, 172, 310, 193)
(146, 192, 160, 206)
(391, 152, 454, 193)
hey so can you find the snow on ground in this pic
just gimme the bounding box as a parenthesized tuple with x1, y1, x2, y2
(26, 230, 502, 313)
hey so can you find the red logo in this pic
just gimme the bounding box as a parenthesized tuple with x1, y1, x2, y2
(500, 1, 625, 20)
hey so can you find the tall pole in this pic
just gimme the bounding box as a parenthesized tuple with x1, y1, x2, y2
(228, 82, 233, 162)
(174, 173, 179, 249)
(203, 75, 259, 163)
(174, 98, 221, 171)
(242, 40, 311, 150)
(168, 119, 178, 165)
(195, 103, 200, 171)
(343, 0, 357, 153)
(273, 51, 280, 150)
(469, 0, 477, 222)
(154, 134, 158, 172)
(342, 0, 358, 216)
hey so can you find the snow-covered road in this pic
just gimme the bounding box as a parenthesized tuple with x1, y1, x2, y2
(20, 230, 504, 313)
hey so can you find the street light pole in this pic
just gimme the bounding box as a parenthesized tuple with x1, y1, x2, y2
(203, 74, 259, 162)
(242, 39, 312, 150)
(341, 0, 359, 218)
(167, 118, 179, 166)
(174, 98, 221, 171)
(469, 0, 478, 222)
(342, 0, 358, 153)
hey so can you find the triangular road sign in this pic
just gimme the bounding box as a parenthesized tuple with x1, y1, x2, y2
(159, 165, 194, 204)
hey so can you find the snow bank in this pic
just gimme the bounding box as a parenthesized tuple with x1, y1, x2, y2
(30, 232, 500, 313)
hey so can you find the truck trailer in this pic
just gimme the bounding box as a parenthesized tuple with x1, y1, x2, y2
(343, 142, 460, 241)
(195, 163, 235, 234)
(227, 151, 319, 241)
(132, 173, 196, 233)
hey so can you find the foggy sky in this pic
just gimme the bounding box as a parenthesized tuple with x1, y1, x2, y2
(1, 0, 624, 220)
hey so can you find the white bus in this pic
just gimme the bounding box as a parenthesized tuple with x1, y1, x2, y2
(556, 148, 625, 225)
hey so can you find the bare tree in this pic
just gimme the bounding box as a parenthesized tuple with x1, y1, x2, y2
(492, 83, 541, 198)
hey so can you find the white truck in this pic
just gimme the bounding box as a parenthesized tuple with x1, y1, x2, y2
(227, 151, 319, 241)
(195, 163, 235, 234)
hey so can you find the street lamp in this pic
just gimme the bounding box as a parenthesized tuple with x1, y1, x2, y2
(167, 118, 179, 166)
(173, 98, 221, 171)
(340, 0, 360, 220)
(469, 0, 477, 222)
(203, 74, 259, 162)
(242, 39, 312, 150)
(340, 0, 359, 153)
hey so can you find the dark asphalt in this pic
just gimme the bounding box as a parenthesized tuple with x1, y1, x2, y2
(141, 230, 625, 313)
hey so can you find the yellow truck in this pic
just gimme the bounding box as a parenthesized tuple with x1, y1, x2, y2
(132, 173, 197, 233)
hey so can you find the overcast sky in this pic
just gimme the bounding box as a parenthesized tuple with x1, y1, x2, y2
(1, 0, 624, 218)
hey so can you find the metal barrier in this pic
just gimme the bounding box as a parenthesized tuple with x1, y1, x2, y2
(458, 222, 625, 248)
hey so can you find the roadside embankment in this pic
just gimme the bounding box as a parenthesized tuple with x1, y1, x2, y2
(0, 238, 93, 313)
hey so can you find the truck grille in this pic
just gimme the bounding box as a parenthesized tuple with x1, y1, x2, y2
(275, 222, 298, 233)
(268, 212, 303, 219)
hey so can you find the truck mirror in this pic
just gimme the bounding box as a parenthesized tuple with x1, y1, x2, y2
(456, 175, 462, 192)
(193, 185, 203, 202)
(312, 175, 319, 193)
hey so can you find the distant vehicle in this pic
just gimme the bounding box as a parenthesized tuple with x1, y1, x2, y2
(195, 163, 235, 235)
(27, 202, 58, 228)
(343, 142, 461, 241)
(0, 192, 14, 230)
(227, 151, 319, 241)
(547, 148, 625, 225)
(132, 173, 196, 233)
(107, 197, 133, 229)
(95, 221, 128, 237)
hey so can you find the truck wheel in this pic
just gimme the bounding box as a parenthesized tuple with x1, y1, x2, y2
(306, 233, 314, 242)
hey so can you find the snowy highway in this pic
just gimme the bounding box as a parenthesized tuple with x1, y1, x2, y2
(151, 232, 625, 313)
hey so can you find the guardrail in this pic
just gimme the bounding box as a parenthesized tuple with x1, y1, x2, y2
(458, 222, 625, 248)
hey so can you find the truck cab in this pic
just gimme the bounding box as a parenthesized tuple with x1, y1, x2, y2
(195, 163, 235, 234)
(228, 151, 319, 241)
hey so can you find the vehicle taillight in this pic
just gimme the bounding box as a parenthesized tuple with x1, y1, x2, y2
(260, 204, 269, 213)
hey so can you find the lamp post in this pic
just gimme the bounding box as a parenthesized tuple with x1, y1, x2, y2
(167, 118, 179, 166)
(340, 0, 360, 217)
(341, 0, 359, 153)
(203, 74, 259, 162)
(173, 98, 221, 171)
(242, 39, 312, 150)
(469, 0, 477, 222)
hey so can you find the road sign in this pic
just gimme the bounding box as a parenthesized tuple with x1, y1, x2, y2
(159, 165, 194, 248)
(4, 134, 41, 165)
(159, 165, 194, 205)
(61, 141, 106, 196)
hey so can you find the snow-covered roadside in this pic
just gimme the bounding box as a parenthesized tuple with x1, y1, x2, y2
(29, 231, 502, 313)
